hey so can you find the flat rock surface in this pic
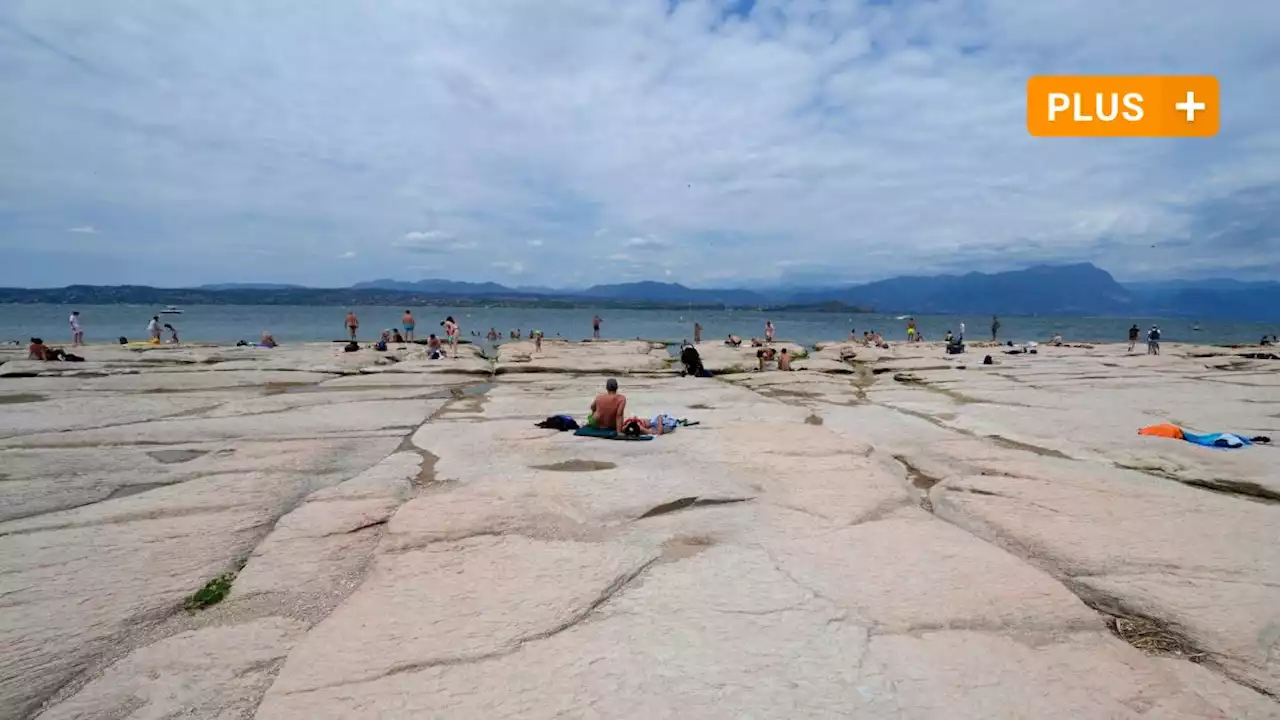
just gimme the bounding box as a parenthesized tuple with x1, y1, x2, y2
(1, 340, 1276, 719)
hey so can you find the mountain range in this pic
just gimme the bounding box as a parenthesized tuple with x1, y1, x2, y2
(2, 264, 1277, 321)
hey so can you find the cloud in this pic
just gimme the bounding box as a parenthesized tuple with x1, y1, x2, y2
(624, 236, 671, 249)
(393, 230, 476, 253)
(491, 260, 525, 275)
(67, 225, 98, 234)
(2, 0, 1278, 287)
(339, 250, 357, 259)
(527, 239, 544, 247)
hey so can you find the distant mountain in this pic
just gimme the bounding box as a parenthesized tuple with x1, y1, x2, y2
(1159, 286, 1280, 324)
(2, 264, 1276, 319)
(788, 263, 1136, 316)
(577, 281, 767, 306)
(350, 278, 529, 296)
(198, 282, 305, 290)
(1123, 279, 1280, 321)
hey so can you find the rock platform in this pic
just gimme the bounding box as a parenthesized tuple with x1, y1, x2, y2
(2, 338, 1277, 719)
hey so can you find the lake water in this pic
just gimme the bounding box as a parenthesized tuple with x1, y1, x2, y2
(2, 304, 1275, 347)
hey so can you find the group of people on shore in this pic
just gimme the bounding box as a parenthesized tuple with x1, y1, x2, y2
(347, 310, 460, 358)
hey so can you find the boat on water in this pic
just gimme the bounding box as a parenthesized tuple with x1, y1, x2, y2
(1192, 323, 1203, 332)
(160, 305, 183, 315)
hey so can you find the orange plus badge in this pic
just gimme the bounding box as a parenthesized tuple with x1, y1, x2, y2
(1027, 76, 1219, 137)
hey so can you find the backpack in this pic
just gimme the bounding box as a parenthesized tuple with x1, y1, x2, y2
(535, 415, 580, 431)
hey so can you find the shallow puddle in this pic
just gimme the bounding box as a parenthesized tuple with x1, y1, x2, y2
(660, 535, 715, 562)
(106, 482, 170, 500)
(0, 393, 47, 404)
(532, 459, 617, 472)
(147, 448, 208, 464)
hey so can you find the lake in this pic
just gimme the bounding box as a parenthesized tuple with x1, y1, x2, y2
(5, 302, 1274, 348)
(1, 304, 1274, 347)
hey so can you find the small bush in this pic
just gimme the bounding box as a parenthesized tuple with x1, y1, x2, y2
(183, 572, 236, 612)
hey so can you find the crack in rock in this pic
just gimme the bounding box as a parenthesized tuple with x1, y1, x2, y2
(296, 556, 663, 692)
(635, 496, 754, 520)
(1181, 478, 1280, 504)
(345, 518, 389, 534)
(1116, 463, 1280, 504)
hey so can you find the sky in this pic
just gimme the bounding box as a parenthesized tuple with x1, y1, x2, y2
(2, 0, 1278, 289)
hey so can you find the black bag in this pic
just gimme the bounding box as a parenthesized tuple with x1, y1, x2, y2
(535, 415, 579, 431)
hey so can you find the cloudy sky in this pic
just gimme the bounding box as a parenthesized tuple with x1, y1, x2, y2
(2, 0, 1278, 289)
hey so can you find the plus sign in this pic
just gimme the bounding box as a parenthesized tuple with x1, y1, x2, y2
(1175, 91, 1206, 122)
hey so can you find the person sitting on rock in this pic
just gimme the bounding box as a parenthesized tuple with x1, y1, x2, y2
(427, 334, 445, 359)
(777, 348, 792, 371)
(756, 346, 777, 371)
(27, 337, 49, 360)
(588, 378, 626, 433)
(391, 329, 405, 343)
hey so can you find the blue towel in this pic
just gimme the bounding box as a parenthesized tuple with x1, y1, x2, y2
(573, 427, 653, 441)
(1182, 431, 1252, 449)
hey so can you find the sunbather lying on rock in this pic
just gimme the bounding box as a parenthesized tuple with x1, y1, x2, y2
(621, 414, 680, 436)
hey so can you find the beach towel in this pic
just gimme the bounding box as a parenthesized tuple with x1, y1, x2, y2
(1182, 431, 1252, 449)
(573, 426, 653, 441)
(1138, 424, 1261, 449)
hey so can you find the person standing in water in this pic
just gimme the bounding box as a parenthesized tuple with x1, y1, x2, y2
(694, 321, 702, 344)
(69, 311, 83, 346)
(959, 321, 966, 342)
(345, 311, 359, 341)
(592, 315, 602, 340)
(991, 316, 1001, 342)
(402, 310, 416, 342)
(764, 320, 775, 343)
(1128, 324, 1140, 352)
(147, 316, 161, 343)
(906, 318, 917, 343)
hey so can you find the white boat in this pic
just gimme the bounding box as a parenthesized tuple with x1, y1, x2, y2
(160, 305, 183, 315)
